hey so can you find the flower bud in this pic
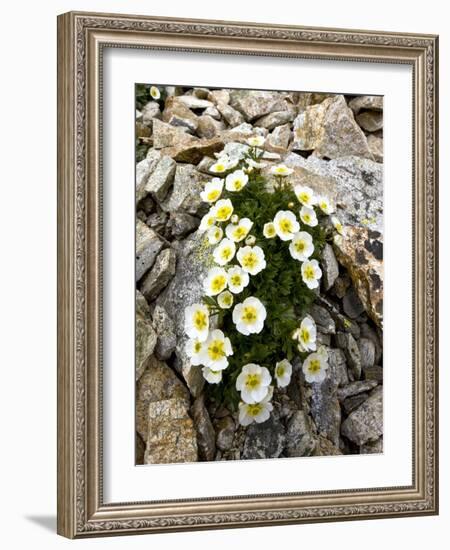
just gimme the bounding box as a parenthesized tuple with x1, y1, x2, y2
(245, 235, 256, 246)
(231, 214, 239, 224)
(288, 201, 295, 209)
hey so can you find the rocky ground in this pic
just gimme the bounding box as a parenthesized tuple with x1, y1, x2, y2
(135, 86, 383, 464)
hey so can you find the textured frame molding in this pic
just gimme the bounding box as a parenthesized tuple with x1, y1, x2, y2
(57, 11, 439, 539)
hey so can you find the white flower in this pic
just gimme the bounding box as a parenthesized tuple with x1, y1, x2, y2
(238, 389, 273, 425)
(150, 86, 160, 100)
(184, 303, 209, 341)
(236, 363, 272, 404)
(294, 185, 317, 207)
(299, 205, 318, 227)
(200, 178, 224, 203)
(225, 218, 253, 243)
(331, 216, 344, 235)
(225, 170, 249, 192)
(247, 135, 265, 147)
(246, 158, 267, 169)
(207, 225, 223, 245)
(213, 238, 236, 266)
(302, 349, 329, 383)
(202, 367, 223, 384)
(275, 359, 293, 388)
(210, 156, 232, 174)
(185, 338, 205, 366)
(317, 195, 335, 215)
(203, 267, 228, 296)
(273, 210, 300, 241)
(232, 296, 267, 335)
(263, 222, 276, 239)
(289, 231, 314, 261)
(199, 329, 233, 370)
(236, 245, 266, 275)
(270, 164, 294, 177)
(199, 209, 216, 232)
(217, 290, 234, 309)
(292, 317, 317, 352)
(212, 198, 234, 222)
(227, 266, 250, 294)
(301, 259, 322, 289)
(231, 214, 239, 224)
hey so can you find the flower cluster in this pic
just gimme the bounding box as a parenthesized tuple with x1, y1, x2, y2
(184, 136, 343, 425)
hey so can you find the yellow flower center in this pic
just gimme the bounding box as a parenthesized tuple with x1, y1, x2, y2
(280, 219, 292, 232)
(207, 189, 220, 201)
(194, 341, 202, 353)
(233, 226, 246, 240)
(276, 365, 285, 377)
(221, 247, 233, 260)
(207, 340, 225, 361)
(242, 252, 258, 269)
(245, 374, 261, 389)
(295, 240, 305, 252)
(242, 306, 257, 324)
(304, 265, 315, 280)
(303, 214, 311, 223)
(308, 359, 321, 374)
(233, 180, 243, 190)
(246, 403, 263, 417)
(266, 226, 275, 236)
(221, 294, 232, 306)
(300, 192, 310, 204)
(211, 275, 227, 293)
(193, 310, 207, 330)
(214, 164, 226, 172)
(206, 216, 214, 227)
(320, 201, 327, 210)
(301, 328, 310, 343)
(230, 274, 242, 286)
(216, 206, 232, 220)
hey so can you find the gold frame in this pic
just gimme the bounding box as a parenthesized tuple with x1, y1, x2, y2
(57, 11, 439, 538)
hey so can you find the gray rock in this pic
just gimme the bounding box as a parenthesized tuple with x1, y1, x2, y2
(152, 118, 194, 149)
(192, 88, 210, 99)
(144, 155, 176, 202)
(204, 105, 221, 120)
(292, 95, 373, 160)
(310, 304, 336, 334)
(136, 355, 190, 442)
(145, 398, 198, 464)
(266, 124, 291, 152)
(321, 243, 339, 291)
(136, 221, 164, 281)
(342, 393, 368, 415)
(146, 211, 168, 234)
(343, 286, 365, 319)
(176, 95, 213, 110)
(358, 337, 376, 370)
(285, 411, 317, 457)
(215, 416, 236, 451)
(313, 436, 342, 456)
(136, 289, 150, 317)
(360, 436, 383, 454)
(356, 110, 383, 132)
(196, 115, 226, 138)
(140, 248, 177, 301)
(348, 95, 383, 114)
(327, 348, 349, 387)
(229, 90, 288, 121)
(284, 153, 383, 232)
(332, 274, 351, 299)
(138, 195, 155, 215)
(336, 332, 362, 380)
(242, 415, 286, 459)
(367, 133, 383, 162)
(191, 394, 216, 461)
(167, 212, 199, 238)
(216, 102, 245, 127)
(152, 304, 177, 360)
(337, 380, 378, 401)
(207, 89, 230, 105)
(161, 164, 206, 215)
(196, 156, 216, 174)
(135, 308, 157, 381)
(309, 368, 341, 447)
(341, 386, 383, 445)
(162, 97, 199, 133)
(141, 100, 162, 126)
(364, 365, 383, 383)
(156, 231, 212, 396)
(136, 149, 161, 202)
(254, 110, 294, 130)
(360, 323, 383, 364)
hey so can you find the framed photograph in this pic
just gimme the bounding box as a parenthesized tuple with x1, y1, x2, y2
(57, 11, 439, 538)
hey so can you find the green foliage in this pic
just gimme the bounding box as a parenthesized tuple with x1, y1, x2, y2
(202, 148, 328, 410)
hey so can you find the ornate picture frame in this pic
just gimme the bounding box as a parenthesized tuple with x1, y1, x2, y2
(57, 11, 438, 538)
